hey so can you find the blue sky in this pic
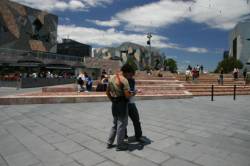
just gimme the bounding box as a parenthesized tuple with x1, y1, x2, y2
(13, 0, 250, 71)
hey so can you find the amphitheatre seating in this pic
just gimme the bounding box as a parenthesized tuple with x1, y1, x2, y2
(177, 73, 250, 96)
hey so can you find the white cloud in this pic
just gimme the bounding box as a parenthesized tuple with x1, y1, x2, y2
(81, 0, 113, 7)
(183, 47, 208, 53)
(58, 25, 169, 47)
(54, 1, 69, 11)
(69, 0, 85, 10)
(189, 0, 250, 30)
(116, 0, 191, 30)
(113, 0, 250, 31)
(86, 19, 120, 27)
(11, 0, 113, 11)
(58, 24, 208, 53)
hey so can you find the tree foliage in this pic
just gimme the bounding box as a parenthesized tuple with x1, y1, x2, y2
(214, 57, 243, 73)
(164, 58, 178, 73)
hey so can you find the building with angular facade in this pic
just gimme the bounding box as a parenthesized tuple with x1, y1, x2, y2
(229, 22, 250, 69)
(93, 42, 165, 70)
(0, 0, 58, 52)
(57, 39, 92, 58)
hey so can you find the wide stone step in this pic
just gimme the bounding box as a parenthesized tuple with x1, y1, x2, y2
(184, 82, 246, 85)
(184, 85, 250, 89)
(136, 80, 180, 85)
(192, 91, 250, 96)
(0, 92, 193, 105)
(135, 77, 176, 80)
(137, 85, 186, 90)
(189, 88, 250, 93)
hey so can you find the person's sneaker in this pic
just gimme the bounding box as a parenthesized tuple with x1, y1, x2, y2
(106, 143, 114, 149)
(136, 137, 147, 143)
(116, 144, 128, 151)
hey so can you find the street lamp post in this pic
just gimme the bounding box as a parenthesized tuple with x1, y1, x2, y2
(147, 33, 152, 67)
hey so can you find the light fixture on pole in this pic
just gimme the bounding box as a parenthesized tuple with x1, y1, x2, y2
(147, 32, 152, 66)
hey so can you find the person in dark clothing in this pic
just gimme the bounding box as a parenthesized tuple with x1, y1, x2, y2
(243, 68, 247, 81)
(125, 78, 144, 142)
(219, 68, 224, 85)
(85, 73, 93, 92)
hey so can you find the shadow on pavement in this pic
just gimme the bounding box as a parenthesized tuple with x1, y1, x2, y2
(127, 136, 152, 151)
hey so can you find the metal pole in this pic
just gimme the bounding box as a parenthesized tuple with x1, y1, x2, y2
(233, 84, 236, 100)
(147, 33, 152, 67)
(211, 84, 214, 101)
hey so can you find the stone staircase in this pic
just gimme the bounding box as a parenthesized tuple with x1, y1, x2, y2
(0, 71, 193, 105)
(176, 73, 250, 96)
(41, 71, 192, 98)
(134, 71, 191, 97)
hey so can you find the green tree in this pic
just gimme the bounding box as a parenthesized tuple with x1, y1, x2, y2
(215, 57, 243, 73)
(164, 58, 177, 73)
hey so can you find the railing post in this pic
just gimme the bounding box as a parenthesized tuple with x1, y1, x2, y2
(233, 84, 236, 100)
(211, 84, 214, 101)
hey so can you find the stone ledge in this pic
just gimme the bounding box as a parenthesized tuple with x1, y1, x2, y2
(0, 94, 193, 105)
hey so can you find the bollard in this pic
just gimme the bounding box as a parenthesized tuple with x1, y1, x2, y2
(233, 84, 236, 100)
(211, 84, 214, 101)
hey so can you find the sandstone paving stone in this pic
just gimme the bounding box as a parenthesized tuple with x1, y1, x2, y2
(66, 133, 93, 144)
(61, 161, 82, 166)
(147, 137, 179, 151)
(40, 133, 68, 144)
(101, 150, 140, 166)
(164, 130, 187, 140)
(143, 124, 167, 133)
(3, 122, 73, 166)
(162, 158, 201, 166)
(194, 154, 235, 166)
(0, 127, 8, 136)
(162, 142, 203, 161)
(132, 147, 171, 164)
(53, 140, 85, 154)
(143, 130, 168, 141)
(0, 134, 27, 157)
(0, 155, 8, 166)
(232, 132, 250, 141)
(86, 130, 108, 142)
(27, 115, 77, 136)
(70, 149, 106, 166)
(4, 151, 40, 166)
(95, 160, 119, 166)
(224, 153, 250, 166)
(1, 96, 250, 166)
(191, 144, 230, 160)
(125, 157, 158, 166)
(79, 139, 109, 153)
(184, 129, 202, 135)
(16, 118, 54, 136)
(164, 124, 187, 132)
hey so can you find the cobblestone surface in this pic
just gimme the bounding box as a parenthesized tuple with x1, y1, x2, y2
(0, 96, 250, 166)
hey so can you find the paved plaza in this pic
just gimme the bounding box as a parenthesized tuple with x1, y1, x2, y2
(0, 96, 250, 166)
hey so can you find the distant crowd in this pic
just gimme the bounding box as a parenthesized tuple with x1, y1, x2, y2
(77, 69, 111, 92)
(185, 64, 204, 81)
(0, 71, 74, 81)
